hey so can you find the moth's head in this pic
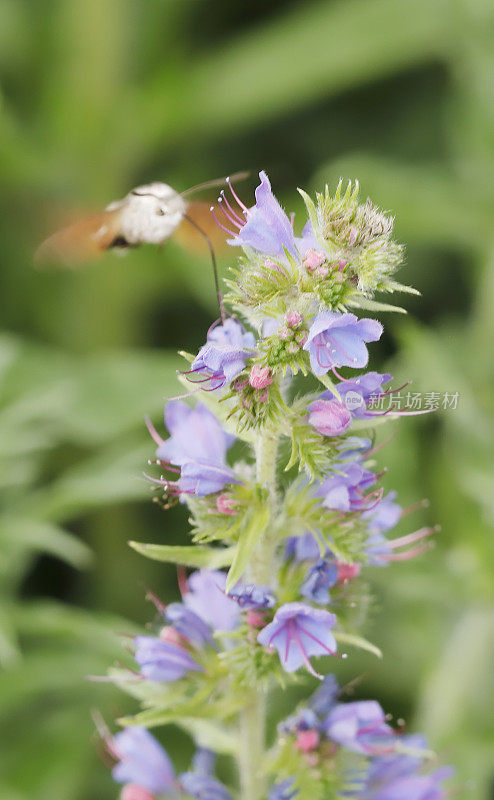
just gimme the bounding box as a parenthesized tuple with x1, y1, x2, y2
(116, 182, 187, 244)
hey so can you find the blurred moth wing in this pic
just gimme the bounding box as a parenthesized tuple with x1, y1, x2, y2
(34, 207, 124, 267)
(35, 182, 187, 267)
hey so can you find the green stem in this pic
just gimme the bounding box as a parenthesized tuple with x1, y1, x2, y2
(238, 690, 267, 800)
(238, 427, 280, 800)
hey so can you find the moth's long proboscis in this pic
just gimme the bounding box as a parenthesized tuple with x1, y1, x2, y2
(183, 213, 226, 321)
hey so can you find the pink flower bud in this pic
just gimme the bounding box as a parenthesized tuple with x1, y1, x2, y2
(159, 626, 184, 646)
(216, 494, 237, 515)
(247, 609, 267, 628)
(278, 327, 291, 340)
(315, 264, 329, 279)
(295, 729, 320, 753)
(121, 785, 157, 800)
(307, 399, 351, 437)
(337, 259, 346, 271)
(249, 364, 273, 389)
(303, 249, 326, 271)
(337, 562, 361, 583)
(286, 311, 302, 328)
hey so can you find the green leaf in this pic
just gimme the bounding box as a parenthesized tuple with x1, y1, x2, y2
(297, 188, 320, 240)
(347, 297, 407, 314)
(128, 541, 236, 569)
(334, 630, 382, 659)
(387, 281, 421, 295)
(226, 506, 270, 591)
(118, 692, 245, 728)
(135, 0, 447, 150)
(0, 517, 92, 569)
(314, 372, 341, 401)
(0, 606, 20, 667)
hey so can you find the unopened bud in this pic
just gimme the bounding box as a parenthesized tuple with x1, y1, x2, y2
(308, 399, 351, 437)
(249, 364, 273, 389)
(337, 562, 361, 583)
(247, 609, 267, 628)
(121, 785, 157, 800)
(315, 264, 329, 279)
(286, 311, 303, 328)
(295, 729, 320, 753)
(216, 494, 237, 515)
(303, 249, 326, 271)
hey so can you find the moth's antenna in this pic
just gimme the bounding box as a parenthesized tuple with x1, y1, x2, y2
(183, 213, 226, 321)
(181, 171, 250, 198)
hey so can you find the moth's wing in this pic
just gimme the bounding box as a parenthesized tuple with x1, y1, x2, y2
(173, 201, 232, 254)
(34, 208, 124, 268)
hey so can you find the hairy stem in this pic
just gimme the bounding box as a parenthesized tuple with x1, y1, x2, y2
(238, 427, 280, 800)
(238, 690, 267, 800)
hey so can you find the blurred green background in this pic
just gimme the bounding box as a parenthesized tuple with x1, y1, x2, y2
(0, 0, 493, 798)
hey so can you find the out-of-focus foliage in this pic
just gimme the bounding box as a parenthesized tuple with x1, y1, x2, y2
(0, 0, 493, 798)
(0, 335, 182, 799)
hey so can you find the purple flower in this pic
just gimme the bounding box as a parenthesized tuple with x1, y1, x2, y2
(300, 558, 338, 605)
(363, 492, 403, 567)
(164, 604, 213, 646)
(133, 635, 203, 682)
(192, 319, 256, 387)
(361, 770, 452, 800)
(324, 700, 396, 755)
(322, 372, 392, 418)
(268, 778, 298, 800)
(111, 727, 176, 796)
(180, 772, 232, 800)
(184, 570, 240, 632)
(257, 602, 338, 678)
(279, 675, 340, 738)
(279, 707, 320, 735)
(337, 436, 373, 461)
(366, 735, 429, 785)
(158, 401, 235, 466)
(307, 398, 352, 437)
(224, 171, 298, 257)
(362, 738, 454, 800)
(285, 532, 321, 562)
(310, 674, 340, 716)
(176, 461, 239, 498)
(316, 462, 377, 513)
(150, 401, 238, 497)
(363, 491, 402, 534)
(228, 583, 276, 609)
(303, 312, 383, 376)
(365, 524, 436, 567)
(296, 220, 321, 257)
(363, 492, 438, 569)
(191, 748, 216, 776)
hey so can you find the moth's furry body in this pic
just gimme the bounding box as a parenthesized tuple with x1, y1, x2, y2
(35, 172, 249, 274)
